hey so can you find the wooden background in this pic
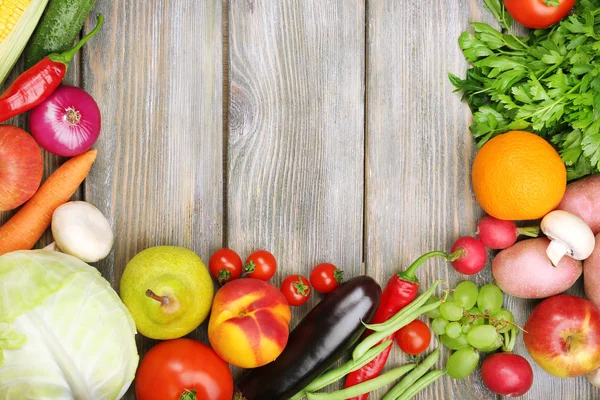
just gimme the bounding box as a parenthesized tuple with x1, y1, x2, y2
(2, 0, 599, 399)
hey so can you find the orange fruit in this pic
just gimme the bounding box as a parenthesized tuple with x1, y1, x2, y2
(472, 131, 566, 221)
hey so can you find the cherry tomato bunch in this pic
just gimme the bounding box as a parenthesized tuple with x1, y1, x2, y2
(208, 248, 345, 307)
(209, 248, 277, 284)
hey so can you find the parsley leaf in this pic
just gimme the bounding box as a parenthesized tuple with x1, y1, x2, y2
(450, 0, 600, 181)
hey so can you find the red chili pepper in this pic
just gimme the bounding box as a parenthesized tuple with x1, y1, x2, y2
(0, 15, 104, 123)
(343, 251, 449, 400)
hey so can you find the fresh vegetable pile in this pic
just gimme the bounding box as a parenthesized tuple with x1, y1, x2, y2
(451, 0, 600, 180)
(4, 0, 600, 399)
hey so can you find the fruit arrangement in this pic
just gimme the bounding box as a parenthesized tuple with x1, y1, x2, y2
(2, 0, 600, 399)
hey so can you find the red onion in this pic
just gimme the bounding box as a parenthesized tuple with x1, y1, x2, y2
(29, 85, 101, 157)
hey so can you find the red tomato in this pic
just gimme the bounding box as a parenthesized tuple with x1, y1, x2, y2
(280, 274, 311, 306)
(209, 248, 243, 284)
(135, 339, 233, 400)
(309, 263, 344, 293)
(504, 0, 575, 29)
(395, 320, 431, 355)
(244, 250, 277, 280)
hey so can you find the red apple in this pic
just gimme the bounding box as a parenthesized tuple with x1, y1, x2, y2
(0, 126, 44, 211)
(524, 294, 600, 377)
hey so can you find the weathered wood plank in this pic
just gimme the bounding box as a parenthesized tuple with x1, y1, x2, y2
(365, 1, 499, 399)
(0, 50, 82, 246)
(81, 0, 223, 398)
(228, 0, 365, 385)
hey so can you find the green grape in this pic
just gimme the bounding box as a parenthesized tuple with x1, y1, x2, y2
(460, 307, 485, 333)
(492, 308, 515, 333)
(465, 306, 486, 327)
(467, 325, 500, 350)
(425, 295, 441, 319)
(439, 301, 464, 321)
(461, 323, 472, 334)
(477, 284, 504, 316)
(453, 281, 478, 310)
(445, 322, 462, 339)
(478, 333, 503, 352)
(431, 317, 448, 335)
(439, 333, 470, 350)
(446, 347, 480, 380)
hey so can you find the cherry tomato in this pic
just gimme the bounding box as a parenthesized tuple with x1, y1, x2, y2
(280, 274, 311, 306)
(309, 263, 344, 293)
(244, 250, 277, 280)
(209, 248, 243, 285)
(135, 338, 233, 400)
(504, 0, 575, 29)
(395, 319, 432, 355)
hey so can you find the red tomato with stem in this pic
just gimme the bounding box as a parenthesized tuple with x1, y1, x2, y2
(395, 319, 432, 355)
(135, 338, 233, 400)
(310, 263, 344, 293)
(504, 0, 575, 29)
(281, 274, 311, 306)
(244, 250, 277, 280)
(209, 248, 243, 285)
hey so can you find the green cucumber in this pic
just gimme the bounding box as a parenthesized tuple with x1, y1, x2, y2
(24, 0, 96, 68)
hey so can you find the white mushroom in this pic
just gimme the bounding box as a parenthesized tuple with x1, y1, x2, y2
(51, 201, 114, 263)
(541, 210, 596, 267)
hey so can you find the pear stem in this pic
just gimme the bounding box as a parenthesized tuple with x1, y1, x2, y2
(146, 289, 170, 305)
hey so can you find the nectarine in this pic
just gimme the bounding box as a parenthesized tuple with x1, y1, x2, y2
(208, 278, 291, 368)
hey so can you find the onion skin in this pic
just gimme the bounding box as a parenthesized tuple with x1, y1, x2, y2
(30, 85, 101, 157)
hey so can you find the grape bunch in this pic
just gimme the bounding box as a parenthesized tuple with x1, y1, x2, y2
(426, 282, 520, 380)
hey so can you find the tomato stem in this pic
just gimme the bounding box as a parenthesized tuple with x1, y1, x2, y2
(244, 260, 256, 274)
(179, 389, 197, 400)
(293, 275, 310, 296)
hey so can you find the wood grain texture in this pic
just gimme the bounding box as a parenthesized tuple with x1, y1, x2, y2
(228, 0, 365, 384)
(81, 0, 223, 398)
(365, 1, 499, 399)
(0, 50, 82, 246)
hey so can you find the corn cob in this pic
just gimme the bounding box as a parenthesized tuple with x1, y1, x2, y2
(0, 0, 49, 86)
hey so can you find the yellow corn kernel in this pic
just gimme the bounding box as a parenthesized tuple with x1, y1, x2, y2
(0, 0, 31, 42)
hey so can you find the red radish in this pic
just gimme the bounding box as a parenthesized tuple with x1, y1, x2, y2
(477, 216, 539, 249)
(30, 85, 101, 157)
(449, 236, 487, 275)
(481, 353, 533, 397)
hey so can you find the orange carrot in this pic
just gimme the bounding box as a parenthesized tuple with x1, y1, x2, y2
(0, 149, 98, 255)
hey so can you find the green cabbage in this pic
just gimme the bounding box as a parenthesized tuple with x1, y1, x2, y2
(0, 250, 138, 400)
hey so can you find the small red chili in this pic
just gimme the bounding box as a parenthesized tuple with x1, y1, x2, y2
(0, 15, 104, 123)
(344, 251, 449, 400)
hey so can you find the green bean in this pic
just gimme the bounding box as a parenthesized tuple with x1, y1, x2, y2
(290, 340, 393, 400)
(395, 369, 446, 400)
(363, 281, 442, 331)
(381, 348, 441, 400)
(353, 302, 441, 360)
(363, 298, 444, 333)
(305, 364, 416, 400)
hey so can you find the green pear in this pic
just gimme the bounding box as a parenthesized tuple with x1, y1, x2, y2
(120, 246, 214, 340)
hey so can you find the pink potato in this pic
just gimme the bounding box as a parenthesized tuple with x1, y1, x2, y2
(492, 238, 582, 299)
(558, 174, 600, 235)
(584, 234, 600, 309)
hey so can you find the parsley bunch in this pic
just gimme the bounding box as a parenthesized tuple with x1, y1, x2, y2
(450, 0, 600, 181)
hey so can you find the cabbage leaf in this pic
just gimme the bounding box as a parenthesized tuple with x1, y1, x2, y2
(0, 250, 138, 400)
